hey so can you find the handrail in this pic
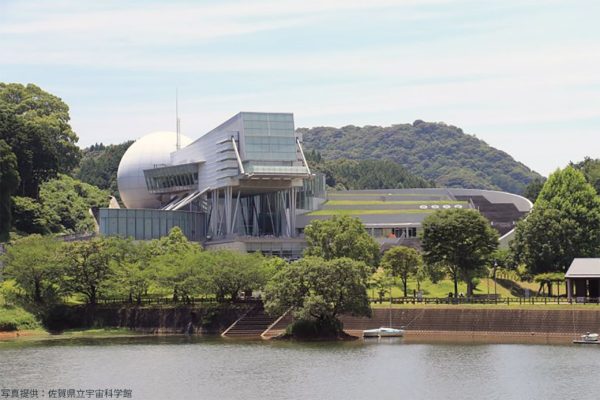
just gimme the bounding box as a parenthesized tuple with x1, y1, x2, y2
(261, 307, 292, 339)
(370, 296, 600, 305)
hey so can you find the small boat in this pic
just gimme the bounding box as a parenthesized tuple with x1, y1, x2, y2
(573, 332, 600, 344)
(363, 327, 404, 338)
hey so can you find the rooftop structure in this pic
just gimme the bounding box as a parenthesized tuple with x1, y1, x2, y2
(566, 258, 600, 300)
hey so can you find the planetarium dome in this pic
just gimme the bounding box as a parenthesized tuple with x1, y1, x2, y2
(117, 131, 192, 209)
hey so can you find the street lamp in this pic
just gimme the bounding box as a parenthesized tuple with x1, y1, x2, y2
(493, 260, 498, 298)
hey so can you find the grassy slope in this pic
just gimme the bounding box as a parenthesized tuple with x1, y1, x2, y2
(0, 289, 42, 332)
(0, 306, 41, 331)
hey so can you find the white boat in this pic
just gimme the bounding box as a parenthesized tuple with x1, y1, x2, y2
(573, 332, 600, 344)
(363, 327, 404, 338)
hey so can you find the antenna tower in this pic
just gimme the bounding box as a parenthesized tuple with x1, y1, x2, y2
(176, 88, 181, 150)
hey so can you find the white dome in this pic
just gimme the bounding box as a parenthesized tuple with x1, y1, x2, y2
(117, 131, 192, 209)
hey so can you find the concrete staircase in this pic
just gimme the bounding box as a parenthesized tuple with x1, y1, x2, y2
(222, 302, 278, 339)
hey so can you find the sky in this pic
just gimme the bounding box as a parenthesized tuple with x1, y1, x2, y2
(1, 0, 599, 177)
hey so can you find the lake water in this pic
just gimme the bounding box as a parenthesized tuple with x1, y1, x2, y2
(1, 336, 599, 400)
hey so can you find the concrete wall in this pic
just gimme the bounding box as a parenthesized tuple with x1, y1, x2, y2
(342, 307, 600, 335)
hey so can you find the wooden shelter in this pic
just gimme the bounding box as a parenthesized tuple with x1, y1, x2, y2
(565, 258, 600, 300)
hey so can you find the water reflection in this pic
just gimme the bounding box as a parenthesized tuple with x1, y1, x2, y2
(1, 336, 599, 400)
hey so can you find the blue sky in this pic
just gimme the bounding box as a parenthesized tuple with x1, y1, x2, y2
(1, 0, 599, 176)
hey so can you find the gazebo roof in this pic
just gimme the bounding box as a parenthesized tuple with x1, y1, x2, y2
(565, 258, 600, 278)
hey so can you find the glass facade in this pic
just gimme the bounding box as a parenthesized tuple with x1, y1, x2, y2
(99, 208, 206, 241)
(246, 240, 306, 260)
(242, 113, 298, 162)
(144, 163, 199, 193)
(371, 227, 418, 238)
(297, 173, 326, 209)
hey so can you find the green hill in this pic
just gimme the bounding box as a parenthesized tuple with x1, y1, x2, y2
(74, 141, 133, 198)
(299, 120, 542, 194)
(306, 153, 434, 190)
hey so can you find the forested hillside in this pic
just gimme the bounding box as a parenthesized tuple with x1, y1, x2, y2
(0, 83, 106, 239)
(75, 141, 133, 198)
(299, 120, 542, 194)
(306, 151, 434, 190)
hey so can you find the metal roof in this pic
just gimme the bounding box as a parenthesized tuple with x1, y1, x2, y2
(565, 258, 600, 278)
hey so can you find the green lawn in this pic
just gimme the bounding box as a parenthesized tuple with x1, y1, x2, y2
(326, 200, 467, 206)
(370, 277, 513, 299)
(308, 209, 436, 216)
(327, 193, 449, 199)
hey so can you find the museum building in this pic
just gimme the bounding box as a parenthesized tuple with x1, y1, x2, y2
(98, 112, 533, 258)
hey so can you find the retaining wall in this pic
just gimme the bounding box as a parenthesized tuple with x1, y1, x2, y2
(341, 308, 600, 336)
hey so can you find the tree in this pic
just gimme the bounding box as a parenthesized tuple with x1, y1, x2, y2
(63, 238, 115, 305)
(11, 174, 108, 235)
(201, 250, 269, 302)
(264, 257, 371, 336)
(0, 83, 81, 198)
(75, 141, 134, 198)
(1, 235, 64, 304)
(107, 238, 152, 303)
(0, 139, 20, 241)
(11, 196, 57, 234)
(381, 246, 421, 297)
(303, 216, 380, 267)
(512, 166, 600, 273)
(368, 268, 393, 303)
(421, 208, 499, 297)
(38, 174, 109, 233)
(523, 177, 545, 202)
(308, 157, 434, 190)
(572, 157, 600, 194)
(153, 249, 205, 302)
(147, 227, 203, 301)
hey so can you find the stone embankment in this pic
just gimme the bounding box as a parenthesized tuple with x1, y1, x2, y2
(46, 303, 252, 334)
(35, 303, 600, 341)
(341, 307, 600, 339)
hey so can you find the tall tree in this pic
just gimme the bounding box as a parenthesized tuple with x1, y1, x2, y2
(0, 83, 80, 198)
(1, 235, 64, 304)
(63, 238, 115, 305)
(303, 215, 380, 267)
(421, 208, 499, 297)
(264, 256, 371, 336)
(0, 139, 20, 241)
(201, 250, 269, 302)
(381, 246, 421, 297)
(147, 227, 203, 301)
(11, 174, 109, 235)
(512, 166, 600, 273)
